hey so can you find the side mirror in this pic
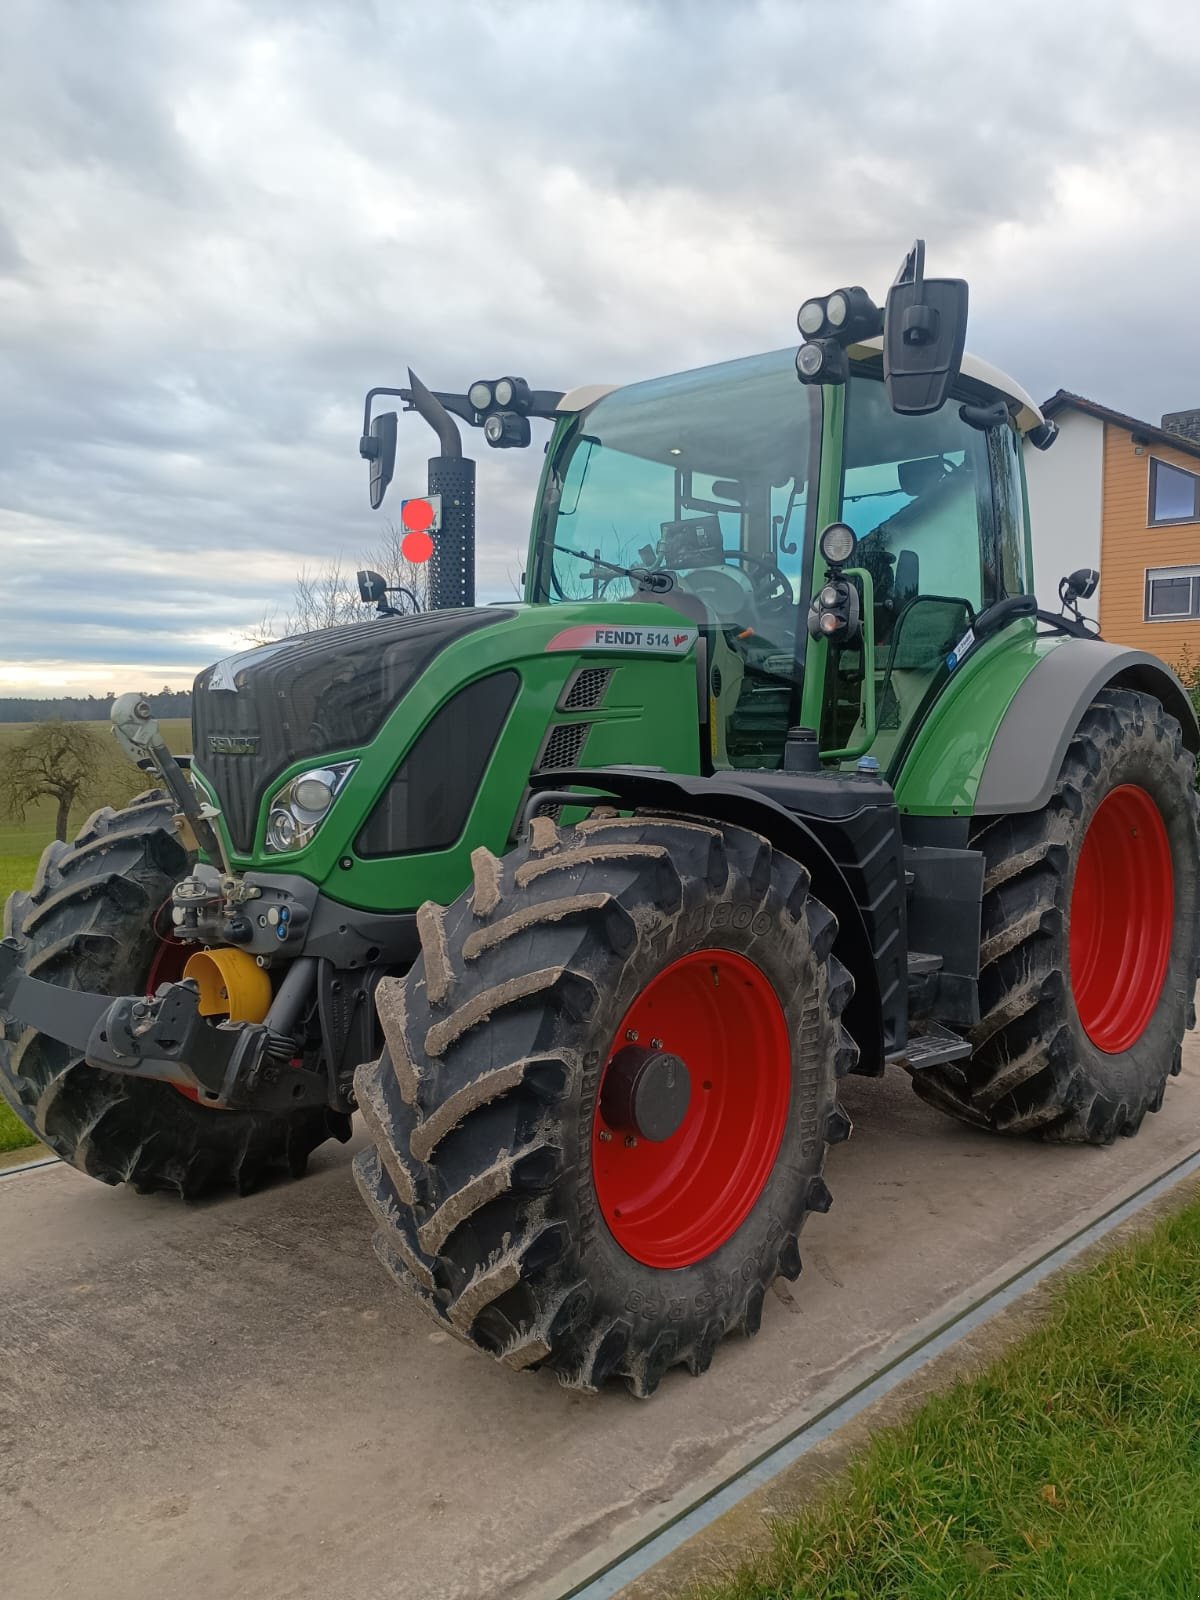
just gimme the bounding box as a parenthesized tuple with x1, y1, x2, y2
(883, 240, 968, 416)
(357, 569, 388, 604)
(359, 412, 398, 508)
(1063, 567, 1099, 603)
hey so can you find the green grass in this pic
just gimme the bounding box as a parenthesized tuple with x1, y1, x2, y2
(0, 1099, 34, 1154)
(700, 1199, 1200, 1600)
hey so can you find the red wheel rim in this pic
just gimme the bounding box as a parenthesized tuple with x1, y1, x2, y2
(592, 949, 792, 1269)
(1069, 784, 1173, 1054)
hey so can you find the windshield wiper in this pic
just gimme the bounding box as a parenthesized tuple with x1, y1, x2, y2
(552, 545, 674, 592)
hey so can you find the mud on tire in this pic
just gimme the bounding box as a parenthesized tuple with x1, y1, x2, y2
(913, 687, 1200, 1143)
(0, 793, 349, 1196)
(353, 811, 856, 1396)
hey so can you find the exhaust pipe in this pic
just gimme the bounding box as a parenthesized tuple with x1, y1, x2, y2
(407, 369, 476, 611)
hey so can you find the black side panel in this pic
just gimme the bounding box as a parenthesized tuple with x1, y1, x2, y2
(193, 608, 512, 852)
(976, 642, 1200, 814)
(904, 845, 984, 1026)
(356, 671, 520, 858)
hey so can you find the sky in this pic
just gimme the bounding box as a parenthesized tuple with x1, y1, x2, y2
(2, 0, 1199, 695)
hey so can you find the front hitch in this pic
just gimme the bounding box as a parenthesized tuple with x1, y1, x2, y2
(0, 939, 328, 1113)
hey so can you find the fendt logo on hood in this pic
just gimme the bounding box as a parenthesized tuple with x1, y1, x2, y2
(207, 734, 260, 756)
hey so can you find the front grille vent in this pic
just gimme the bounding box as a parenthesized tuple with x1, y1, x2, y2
(560, 667, 612, 711)
(536, 722, 590, 771)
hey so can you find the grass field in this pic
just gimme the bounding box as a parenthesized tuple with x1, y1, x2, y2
(0, 719, 191, 1154)
(0, 718, 191, 854)
(702, 1196, 1200, 1600)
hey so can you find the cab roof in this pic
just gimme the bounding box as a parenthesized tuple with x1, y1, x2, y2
(557, 343, 1045, 435)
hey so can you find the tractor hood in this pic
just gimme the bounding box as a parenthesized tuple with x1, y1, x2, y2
(192, 608, 510, 852)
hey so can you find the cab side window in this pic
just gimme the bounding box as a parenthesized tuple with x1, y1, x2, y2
(827, 375, 1021, 767)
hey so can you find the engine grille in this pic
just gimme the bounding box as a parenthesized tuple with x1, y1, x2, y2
(560, 667, 612, 711)
(536, 722, 591, 772)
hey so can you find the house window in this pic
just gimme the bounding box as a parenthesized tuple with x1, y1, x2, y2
(1145, 565, 1200, 620)
(1149, 457, 1200, 524)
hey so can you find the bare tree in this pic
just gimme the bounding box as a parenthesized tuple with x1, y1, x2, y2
(250, 524, 433, 643)
(0, 721, 137, 843)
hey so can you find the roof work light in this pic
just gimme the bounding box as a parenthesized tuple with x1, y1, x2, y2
(795, 284, 883, 390)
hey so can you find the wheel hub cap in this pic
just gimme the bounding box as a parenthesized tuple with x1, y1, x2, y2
(599, 1045, 691, 1143)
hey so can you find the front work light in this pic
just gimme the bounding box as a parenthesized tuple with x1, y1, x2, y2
(819, 521, 858, 566)
(484, 411, 532, 449)
(795, 287, 883, 344)
(469, 377, 532, 417)
(795, 284, 884, 389)
(795, 339, 848, 385)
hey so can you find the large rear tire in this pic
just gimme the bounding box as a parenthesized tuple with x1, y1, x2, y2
(913, 687, 1200, 1143)
(353, 812, 857, 1395)
(0, 793, 349, 1196)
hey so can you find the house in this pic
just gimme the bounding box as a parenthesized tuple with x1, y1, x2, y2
(1024, 392, 1200, 664)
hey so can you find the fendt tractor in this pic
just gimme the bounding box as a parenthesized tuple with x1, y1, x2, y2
(3, 245, 1198, 1396)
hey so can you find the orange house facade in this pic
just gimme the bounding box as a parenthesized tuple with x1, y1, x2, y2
(1025, 392, 1200, 671)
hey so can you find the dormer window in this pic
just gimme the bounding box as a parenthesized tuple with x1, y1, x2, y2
(1149, 457, 1200, 525)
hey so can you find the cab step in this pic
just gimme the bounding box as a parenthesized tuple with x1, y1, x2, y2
(886, 1021, 972, 1079)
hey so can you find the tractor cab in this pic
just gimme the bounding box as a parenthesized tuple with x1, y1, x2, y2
(528, 338, 1045, 776)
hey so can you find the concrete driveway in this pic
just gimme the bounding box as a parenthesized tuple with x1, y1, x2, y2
(3, 1051, 1198, 1600)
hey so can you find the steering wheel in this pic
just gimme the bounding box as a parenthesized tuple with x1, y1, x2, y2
(721, 550, 794, 613)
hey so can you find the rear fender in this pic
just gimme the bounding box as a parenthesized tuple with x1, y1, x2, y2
(533, 767, 887, 1074)
(976, 643, 1200, 814)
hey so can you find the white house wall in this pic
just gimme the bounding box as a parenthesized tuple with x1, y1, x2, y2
(1023, 409, 1104, 610)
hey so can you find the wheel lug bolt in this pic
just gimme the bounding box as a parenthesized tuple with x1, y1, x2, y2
(625, 1135, 638, 1149)
(650, 1037, 663, 1049)
(598, 1129, 612, 1143)
(625, 1029, 639, 1042)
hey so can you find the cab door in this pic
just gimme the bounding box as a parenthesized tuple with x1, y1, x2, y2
(820, 369, 1028, 770)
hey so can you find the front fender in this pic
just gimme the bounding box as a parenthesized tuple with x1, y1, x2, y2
(533, 766, 890, 1073)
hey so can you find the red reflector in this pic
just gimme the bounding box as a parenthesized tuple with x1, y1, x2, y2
(401, 497, 435, 533)
(401, 530, 434, 564)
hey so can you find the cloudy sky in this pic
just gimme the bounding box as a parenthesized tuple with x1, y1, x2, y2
(3, 0, 1199, 694)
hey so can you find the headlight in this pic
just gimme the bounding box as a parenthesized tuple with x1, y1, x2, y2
(264, 762, 356, 855)
(468, 380, 493, 411)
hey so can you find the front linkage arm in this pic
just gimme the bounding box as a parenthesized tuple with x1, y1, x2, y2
(0, 939, 328, 1114)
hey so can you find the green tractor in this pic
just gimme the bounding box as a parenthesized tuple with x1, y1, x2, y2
(3, 244, 1197, 1396)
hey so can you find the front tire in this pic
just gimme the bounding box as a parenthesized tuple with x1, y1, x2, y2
(913, 687, 1200, 1142)
(353, 812, 857, 1395)
(0, 794, 349, 1196)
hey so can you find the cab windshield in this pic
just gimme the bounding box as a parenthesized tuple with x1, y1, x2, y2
(536, 349, 820, 677)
